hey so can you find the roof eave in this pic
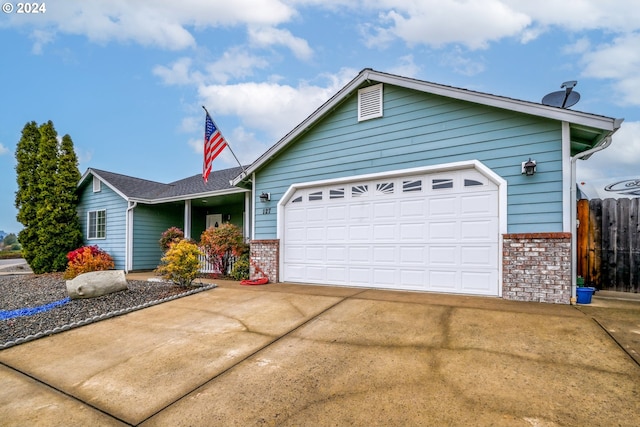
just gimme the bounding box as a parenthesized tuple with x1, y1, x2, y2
(129, 187, 249, 205)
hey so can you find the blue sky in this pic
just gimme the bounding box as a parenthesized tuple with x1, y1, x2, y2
(1, 0, 639, 233)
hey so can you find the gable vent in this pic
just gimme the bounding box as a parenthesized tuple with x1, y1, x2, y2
(358, 83, 383, 121)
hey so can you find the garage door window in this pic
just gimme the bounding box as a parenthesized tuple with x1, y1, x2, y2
(330, 188, 345, 199)
(352, 185, 368, 197)
(309, 191, 323, 201)
(432, 178, 454, 189)
(376, 182, 394, 195)
(403, 179, 422, 192)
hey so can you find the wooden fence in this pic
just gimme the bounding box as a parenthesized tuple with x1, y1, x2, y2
(577, 198, 640, 292)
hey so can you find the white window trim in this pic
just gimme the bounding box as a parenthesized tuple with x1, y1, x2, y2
(358, 83, 383, 121)
(87, 209, 107, 239)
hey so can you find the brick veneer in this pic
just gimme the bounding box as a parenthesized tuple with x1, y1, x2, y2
(502, 232, 572, 304)
(249, 239, 279, 283)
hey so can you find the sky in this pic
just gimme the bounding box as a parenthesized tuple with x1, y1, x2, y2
(1, 0, 639, 233)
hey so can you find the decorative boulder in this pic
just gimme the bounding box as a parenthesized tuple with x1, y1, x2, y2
(66, 270, 128, 299)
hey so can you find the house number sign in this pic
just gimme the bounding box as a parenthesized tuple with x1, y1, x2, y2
(262, 207, 271, 215)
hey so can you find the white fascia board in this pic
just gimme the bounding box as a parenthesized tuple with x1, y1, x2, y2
(129, 187, 250, 205)
(368, 72, 620, 131)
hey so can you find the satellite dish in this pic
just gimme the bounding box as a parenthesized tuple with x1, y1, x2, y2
(542, 80, 580, 108)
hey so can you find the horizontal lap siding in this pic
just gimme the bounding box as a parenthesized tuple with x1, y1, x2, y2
(77, 182, 128, 269)
(132, 203, 184, 270)
(255, 85, 563, 238)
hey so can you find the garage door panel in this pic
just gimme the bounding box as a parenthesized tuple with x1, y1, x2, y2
(326, 226, 347, 241)
(400, 199, 425, 217)
(461, 192, 497, 216)
(399, 246, 426, 264)
(283, 168, 500, 296)
(349, 246, 370, 262)
(306, 207, 325, 222)
(327, 205, 347, 220)
(430, 221, 458, 241)
(349, 268, 371, 285)
(429, 246, 457, 266)
(460, 219, 496, 240)
(373, 223, 396, 240)
(349, 225, 370, 240)
(429, 196, 457, 216)
(400, 223, 425, 240)
(373, 246, 396, 263)
(461, 271, 495, 293)
(461, 245, 497, 267)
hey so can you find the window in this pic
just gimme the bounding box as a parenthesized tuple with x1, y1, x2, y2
(375, 182, 394, 195)
(88, 210, 106, 239)
(403, 179, 422, 192)
(432, 178, 453, 190)
(352, 184, 369, 197)
(291, 196, 303, 203)
(358, 84, 383, 121)
(330, 188, 345, 199)
(464, 179, 484, 187)
(309, 191, 323, 201)
(92, 176, 101, 192)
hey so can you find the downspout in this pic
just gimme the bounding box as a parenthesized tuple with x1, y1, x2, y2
(569, 135, 614, 304)
(251, 172, 256, 241)
(125, 201, 137, 273)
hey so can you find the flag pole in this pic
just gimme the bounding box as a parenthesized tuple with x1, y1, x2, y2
(202, 106, 248, 178)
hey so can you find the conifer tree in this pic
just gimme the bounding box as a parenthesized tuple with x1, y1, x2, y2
(15, 121, 41, 268)
(15, 121, 83, 273)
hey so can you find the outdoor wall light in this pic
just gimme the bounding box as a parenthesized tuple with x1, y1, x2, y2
(522, 158, 537, 176)
(259, 192, 271, 202)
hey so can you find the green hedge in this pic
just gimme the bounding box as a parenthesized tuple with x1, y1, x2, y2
(0, 250, 23, 260)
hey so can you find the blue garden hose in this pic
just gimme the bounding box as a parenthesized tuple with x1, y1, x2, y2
(0, 298, 71, 320)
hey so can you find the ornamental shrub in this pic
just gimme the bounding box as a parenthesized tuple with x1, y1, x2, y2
(230, 253, 250, 281)
(200, 223, 248, 276)
(159, 227, 185, 252)
(155, 239, 203, 287)
(63, 245, 115, 280)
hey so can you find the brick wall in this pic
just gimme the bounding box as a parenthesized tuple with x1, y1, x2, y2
(502, 233, 572, 304)
(249, 239, 279, 283)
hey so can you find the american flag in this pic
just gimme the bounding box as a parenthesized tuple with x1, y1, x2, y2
(203, 112, 228, 182)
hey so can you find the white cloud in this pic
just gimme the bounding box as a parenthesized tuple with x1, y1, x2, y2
(577, 121, 640, 181)
(197, 68, 356, 139)
(386, 54, 421, 78)
(8, 0, 296, 51)
(248, 26, 313, 60)
(579, 33, 640, 106)
(153, 57, 201, 86)
(0, 143, 8, 156)
(363, 0, 531, 50)
(205, 47, 270, 84)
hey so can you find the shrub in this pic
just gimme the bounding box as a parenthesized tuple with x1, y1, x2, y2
(63, 245, 115, 280)
(159, 227, 184, 252)
(200, 223, 248, 276)
(230, 253, 250, 281)
(155, 239, 203, 287)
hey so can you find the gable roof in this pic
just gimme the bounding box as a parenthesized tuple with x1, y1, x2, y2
(80, 166, 248, 203)
(232, 68, 623, 185)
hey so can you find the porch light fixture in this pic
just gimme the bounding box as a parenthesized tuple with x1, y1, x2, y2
(522, 158, 537, 176)
(259, 192, 271, 202)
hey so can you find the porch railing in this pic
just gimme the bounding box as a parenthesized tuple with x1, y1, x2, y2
(198, 249, 236, 275)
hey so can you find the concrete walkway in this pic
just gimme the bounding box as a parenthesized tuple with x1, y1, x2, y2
(1, 278, 639, 426)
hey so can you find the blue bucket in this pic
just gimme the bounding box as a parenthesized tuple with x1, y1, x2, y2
(576, 287, 595, 304)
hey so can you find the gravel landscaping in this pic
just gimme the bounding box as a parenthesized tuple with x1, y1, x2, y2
(0, 272, 215, 349)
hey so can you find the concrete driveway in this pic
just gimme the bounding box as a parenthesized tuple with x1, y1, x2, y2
(1, 280, 638, 426)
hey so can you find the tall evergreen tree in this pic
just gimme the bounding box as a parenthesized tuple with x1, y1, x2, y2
(15, 121, 83, 273)
(15, 121, 41, 268)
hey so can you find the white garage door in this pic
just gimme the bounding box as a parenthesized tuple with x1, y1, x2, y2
(282, 167, 500, 295)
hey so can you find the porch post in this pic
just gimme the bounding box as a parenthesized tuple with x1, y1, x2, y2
(184, 199, 191, 239)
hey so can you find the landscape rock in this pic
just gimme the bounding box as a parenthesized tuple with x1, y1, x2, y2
(66, 270, 128, 299)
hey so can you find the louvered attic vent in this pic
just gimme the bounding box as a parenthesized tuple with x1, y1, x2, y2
(358, 83, 383, 121)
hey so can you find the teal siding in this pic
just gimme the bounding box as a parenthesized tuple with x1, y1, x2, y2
(254, 84, 564, 238)
(132, 203, 183, 270)
(77, 182, 128, 270)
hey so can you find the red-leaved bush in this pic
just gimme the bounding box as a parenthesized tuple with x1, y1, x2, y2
(63, 245, 115, 280)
